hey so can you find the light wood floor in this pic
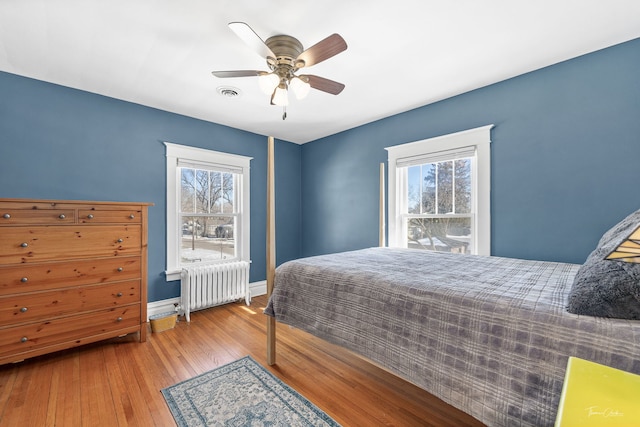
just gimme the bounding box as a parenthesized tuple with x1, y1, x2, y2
(0, 295, 485, 426)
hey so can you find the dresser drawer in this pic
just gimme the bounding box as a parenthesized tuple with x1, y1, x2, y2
(78, 209, 142, 224)
(0, 225, 141, 264)
(0, 209, 75, 225)
(0, 304, 141, 359)
(0, 257, 141, 296)
(0, 280, 140, 324)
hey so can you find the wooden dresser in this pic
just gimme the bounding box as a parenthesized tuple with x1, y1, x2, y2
(0, 198, 152, 365)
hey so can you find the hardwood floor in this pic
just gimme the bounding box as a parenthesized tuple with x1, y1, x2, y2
(0, 295, 485, 426)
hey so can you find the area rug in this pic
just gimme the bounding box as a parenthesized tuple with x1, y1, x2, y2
(161, 355, 341, 426)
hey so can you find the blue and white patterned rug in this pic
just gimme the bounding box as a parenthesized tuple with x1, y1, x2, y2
(161, 356, 341, 427)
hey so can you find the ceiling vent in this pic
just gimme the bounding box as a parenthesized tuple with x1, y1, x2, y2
(217, 86, 241, 98)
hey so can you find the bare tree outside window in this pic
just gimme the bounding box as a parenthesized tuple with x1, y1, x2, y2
(406, 158, 472, 253)
(180, 168, 237, 263)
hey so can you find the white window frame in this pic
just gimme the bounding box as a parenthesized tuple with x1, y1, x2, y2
(164, 142, 251, 281)
(385, 125, 493, 256)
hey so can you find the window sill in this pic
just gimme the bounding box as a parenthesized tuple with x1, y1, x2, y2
(165, 270, 181, 281)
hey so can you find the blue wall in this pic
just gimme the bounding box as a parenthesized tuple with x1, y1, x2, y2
(300, 38, 640, 264)
(0, 73, 302, 302)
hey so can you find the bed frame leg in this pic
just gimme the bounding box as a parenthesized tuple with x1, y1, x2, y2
(267, 317, 276, 365)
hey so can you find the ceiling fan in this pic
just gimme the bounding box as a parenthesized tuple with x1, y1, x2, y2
(212, 22, 347, 119)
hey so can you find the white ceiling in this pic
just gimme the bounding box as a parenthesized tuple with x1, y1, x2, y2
(1, 1, 639, 144)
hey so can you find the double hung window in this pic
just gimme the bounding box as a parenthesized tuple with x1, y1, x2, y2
(386, 125, 493, 255)
(404, 148, 474, 253)
(165, 143, 251, 280)
(179, 165, 238, 263)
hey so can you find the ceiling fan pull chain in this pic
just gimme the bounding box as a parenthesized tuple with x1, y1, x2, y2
(282, 107, 287, 120)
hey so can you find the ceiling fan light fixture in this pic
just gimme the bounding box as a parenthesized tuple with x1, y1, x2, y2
(258, 72, 280, 95)
(272, 83, 289, 106)
(290, 76, 311, 100)
(213, 23, 347, 113)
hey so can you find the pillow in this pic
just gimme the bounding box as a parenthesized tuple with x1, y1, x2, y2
(567, 208, 640, 319)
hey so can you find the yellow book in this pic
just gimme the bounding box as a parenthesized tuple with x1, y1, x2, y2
(555, 357, 640, 426)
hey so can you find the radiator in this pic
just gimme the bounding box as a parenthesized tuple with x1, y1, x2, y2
(180, 261, 251, 322)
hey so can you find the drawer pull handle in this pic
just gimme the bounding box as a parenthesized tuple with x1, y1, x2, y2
(116, 292, 123, 297)
(21, 337, 28, 343)
(116, 317, 123, 322)
(87, 214, 94, 219)
(58, 214, 66, 219)
(20, 242, 28, 248)
(129, 214, 135, 219)
(20, 277, 28, 283)
(3, 213, 10, 219)
(117, 238, 123, 243)
(117, 267, 124, 272)
(20, 307, 28, 313)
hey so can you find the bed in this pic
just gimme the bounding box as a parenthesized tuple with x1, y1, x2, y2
(263, 138, 640, 426)
(266, 245, 640, 426)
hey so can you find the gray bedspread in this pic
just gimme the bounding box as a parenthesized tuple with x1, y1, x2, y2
(265, 247, 640, 427)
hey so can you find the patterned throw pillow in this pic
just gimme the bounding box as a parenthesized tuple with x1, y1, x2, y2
(567, 208, 640, 319)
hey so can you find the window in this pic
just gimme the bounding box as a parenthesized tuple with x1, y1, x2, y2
(165, 142, 251, 281)
(386, 125, 493, 255)
(179, 167, 237, 263)
(405, 151, 473, 253)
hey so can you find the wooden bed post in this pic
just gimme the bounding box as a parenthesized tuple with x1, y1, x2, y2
(379, 162, 386, 247)
(266, 136, 276, 365)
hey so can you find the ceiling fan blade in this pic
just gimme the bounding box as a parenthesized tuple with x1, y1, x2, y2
(296, 34, 347, 68)
(211, 70, 262, 78)
(228, 22, 275, 59)
(303, 75, 345, 95)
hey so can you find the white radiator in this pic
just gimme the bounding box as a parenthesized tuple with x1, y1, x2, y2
(180, 261, 251, 322)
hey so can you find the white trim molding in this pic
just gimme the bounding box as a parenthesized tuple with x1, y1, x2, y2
(249, 280, 267, 298)
(385, 124, 494, 256)
(147, 297, 180, 320)
(147, 281, 267, 320)
(164, 142, 252, 281)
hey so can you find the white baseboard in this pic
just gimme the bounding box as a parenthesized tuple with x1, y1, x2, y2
(250, 280, 267, 297)
(147, 297, 180, 320)
(147, 280, 267, 320)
